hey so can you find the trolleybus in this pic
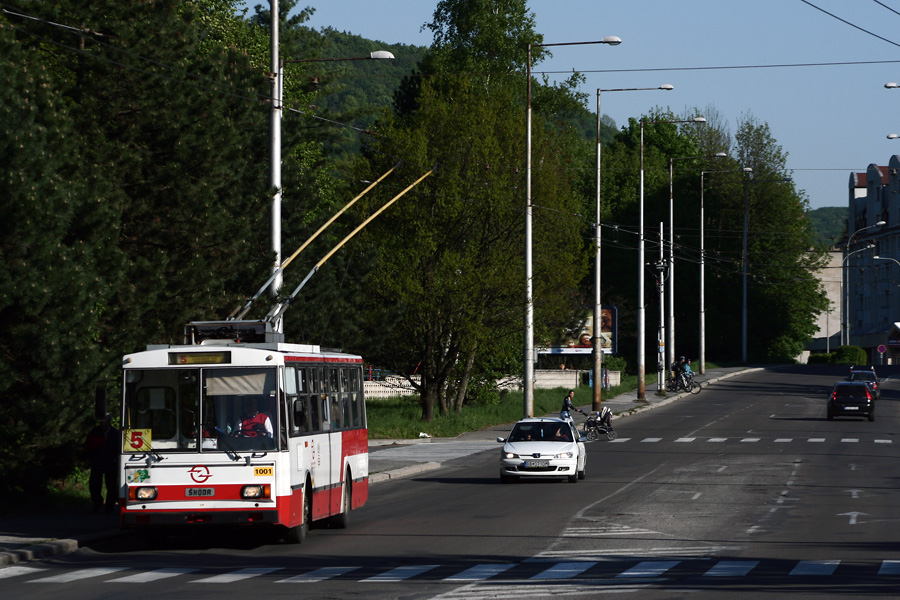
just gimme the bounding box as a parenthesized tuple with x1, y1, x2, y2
(116, 319, 368, 542)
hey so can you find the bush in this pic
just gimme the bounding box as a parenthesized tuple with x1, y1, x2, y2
(808, 352, 833, 364)
(832, 345, 867, 365)
(603, 355, 628, 373)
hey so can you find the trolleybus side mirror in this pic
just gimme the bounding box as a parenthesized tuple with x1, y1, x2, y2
(94, 383, 108, 422)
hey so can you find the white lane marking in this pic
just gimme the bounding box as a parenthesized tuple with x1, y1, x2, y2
(276, 566, 359, 582)
(361, 564, 439, 582)
(530, 561, 597, 580)
(841, 438, 859, 443)
(28, 567, 128, 583)
(704, 561, 759, 577)
(641, 438, 663, 443)
(708, 438, 727, 443)
(191, 567, 283, 583)
(610, 438, 630, 442)
(790, 560, 840, 576)
(741, 438, 760, 442)
(808, 438, 825, 443)
(107, 567, 199, 583)
(616, 560, 680, 578)
(675, 438, 695, 442)
(774, 438, 793, 443)
(444, 564, 515, 581)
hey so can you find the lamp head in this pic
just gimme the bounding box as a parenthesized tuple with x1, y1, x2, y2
(886, 82, 899, 89)
(602, 36, 623, 45)
(370, 51, 395, 60)
(692, 117, 707, 123)
(889, 134, 900, 140)
(659, 84, 674, 90)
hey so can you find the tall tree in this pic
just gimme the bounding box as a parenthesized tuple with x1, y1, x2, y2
(355, 0, 589, 420)
(0, 0, 271, 494)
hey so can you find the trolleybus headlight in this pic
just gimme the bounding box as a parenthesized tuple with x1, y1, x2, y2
(130, 486, 158, 501)
(241, 484, 271, 500)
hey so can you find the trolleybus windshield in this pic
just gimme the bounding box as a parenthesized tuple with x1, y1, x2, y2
(122, 367, 279, 453)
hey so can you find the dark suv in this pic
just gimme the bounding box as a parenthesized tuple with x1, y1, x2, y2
(848, 366, 880, 400)
(828, 381, 875, 421)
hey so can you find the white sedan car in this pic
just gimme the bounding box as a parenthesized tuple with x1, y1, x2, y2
(497, 417, 586, 483)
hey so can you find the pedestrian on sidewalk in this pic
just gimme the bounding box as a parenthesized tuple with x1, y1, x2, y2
(83, 413, 119, 514)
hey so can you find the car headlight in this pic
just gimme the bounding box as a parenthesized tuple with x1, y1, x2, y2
(502, 451, 519, 459)
(241, 484, 271, 500)
(554, 452, 574, 459)
(130, 486, 158, 501)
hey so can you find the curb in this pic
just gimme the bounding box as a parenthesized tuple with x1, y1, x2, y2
(0, 538, 78, 566)
(369, 461, 442, 485)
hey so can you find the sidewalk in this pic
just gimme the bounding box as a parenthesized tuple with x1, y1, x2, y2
(0, 367, 753, 566)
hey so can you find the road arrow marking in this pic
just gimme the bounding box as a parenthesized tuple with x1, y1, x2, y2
(838, 511, 867, 525)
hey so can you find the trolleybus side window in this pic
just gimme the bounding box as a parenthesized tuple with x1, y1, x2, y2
(348, 367, 363, 428)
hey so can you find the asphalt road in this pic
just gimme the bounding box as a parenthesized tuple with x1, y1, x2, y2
(4, 365, 899, 599)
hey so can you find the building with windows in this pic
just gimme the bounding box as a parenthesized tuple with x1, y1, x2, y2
(844, 160, 897, 364)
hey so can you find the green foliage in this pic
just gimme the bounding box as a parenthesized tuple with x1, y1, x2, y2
(603, 355, 629, 374)
(807, 352, 833, 364)
(0, 0, 271, 495)
(808, 206, 847, 247)
(832, 345, 867, 365)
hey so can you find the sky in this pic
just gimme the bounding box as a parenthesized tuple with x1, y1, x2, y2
(281, 0, 900, 210)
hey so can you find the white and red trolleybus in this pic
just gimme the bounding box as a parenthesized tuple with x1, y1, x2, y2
(118, 319, 368, 542)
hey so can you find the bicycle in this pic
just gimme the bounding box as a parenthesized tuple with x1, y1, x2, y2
(666, 372, 701, 394)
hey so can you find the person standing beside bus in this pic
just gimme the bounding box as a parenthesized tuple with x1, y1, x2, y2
(83, 414, 119, 514)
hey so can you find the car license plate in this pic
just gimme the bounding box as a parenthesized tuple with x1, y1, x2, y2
(844, 406, 858, 410)
(186, 488, 215, 497)
(525, 460, 549, 468)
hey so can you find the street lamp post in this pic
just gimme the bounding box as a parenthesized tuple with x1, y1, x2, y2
(638, 116, 706, 400)
(592, 84, 672, 411)
(699, 167, 751, 373)
(844, 222, 885, 345)
(266, 26, 395, 330)
(525, 37, 621, 418)
(666, 152, 726, 371)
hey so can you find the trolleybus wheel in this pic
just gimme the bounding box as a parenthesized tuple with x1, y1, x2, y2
(329, 469, 351, 529)
(284, 480, 311, 544)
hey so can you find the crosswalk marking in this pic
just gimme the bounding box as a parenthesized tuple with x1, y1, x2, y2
(0, 566, 45, 580)
(107, 567, 199, 583)
(790, 560, 840, 576)
(277, 566, 359, 583)
(361, 564, 439, 582)
(191, 567, 283, 583)
(7, 558, 900, 586)
(530, 561, 596, 580)
(878, 560, 900, 575)
(596, 436, 893, 444)
(28, 567, 128, 583)
(704, 561, 759, 577)
(444, 564, 515, 581)
(616, 560, 680, 578)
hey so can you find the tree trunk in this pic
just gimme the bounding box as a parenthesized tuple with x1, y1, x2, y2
(454, 345, 477, 413)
